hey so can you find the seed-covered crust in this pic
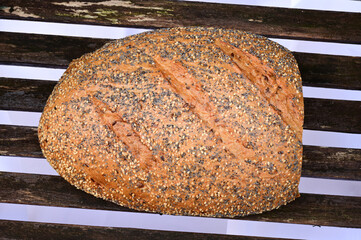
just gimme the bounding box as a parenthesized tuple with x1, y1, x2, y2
(38, 27, 303, 217)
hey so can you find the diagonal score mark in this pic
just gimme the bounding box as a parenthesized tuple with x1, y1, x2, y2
(153, 55, 256, 161)
(89, 95, 161, 171)
(214, 39, 303, 142)
(151, 54, 302, 202)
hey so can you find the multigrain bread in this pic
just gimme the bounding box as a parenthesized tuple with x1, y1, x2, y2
(38, 27, 304, 217)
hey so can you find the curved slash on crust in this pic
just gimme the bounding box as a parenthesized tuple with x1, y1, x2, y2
(152, 55, 256, 160)
(214, 39, 303, 142)
(89, 95, 160, 170)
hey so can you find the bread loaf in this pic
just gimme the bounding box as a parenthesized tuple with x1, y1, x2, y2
(38, 27, 304, 217)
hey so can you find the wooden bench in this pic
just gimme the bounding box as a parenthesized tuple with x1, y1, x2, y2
(0, 1, 360, 239)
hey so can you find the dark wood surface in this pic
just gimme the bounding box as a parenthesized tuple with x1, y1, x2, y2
(1, 125, 360, 181)
(303, 98, 361, 133)
(1, 171, 360, 228)
(0, 32, 108, 69)
(1, 32, 361, 90)
(0, 78, 56, 112)
(0, 220, 291, 240)
(0, 125, 43, 158)
(302, 146, 361, 181)
(1, 0, 360, 43)
(1, 0, 360, 236)
(293, 52, 361, 90)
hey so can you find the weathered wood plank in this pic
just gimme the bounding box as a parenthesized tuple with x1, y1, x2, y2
(0, 220, 288, 240)
(1, 125, 360, 180)
(1, 0, 360, 43)
(0, 125, 42, 158)
(1, 78, 360, 134)
(1, 172, 360, 228)
(0, 32, 108, 69)
(0, 78, 56, 112)
(1, 32, 360, 90)
(302, 146, 361, 180)
(303, 98, 361, 133)
(293, 52, 361, 90)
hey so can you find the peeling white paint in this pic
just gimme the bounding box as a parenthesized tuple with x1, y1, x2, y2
(94, 9, 118, 17)
(70, 9, 99, 19)
(72, 9, 91, 14)
(52, 1, 97, 7)
(105, 18, 119, 24)
(1, 7, 11, 13)
(248, 18, 263, 23)
(128, 15, 157, 22)
(2, 6, 41, 18)
(334, 151, 352, 158)
(82, 14, 99, 19)
(53, 0, 165, 10)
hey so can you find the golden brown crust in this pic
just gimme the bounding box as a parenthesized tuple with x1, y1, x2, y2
(214, 39, 303, 141)
(154, 56, 255, 159)
(38, 27, 303, 217)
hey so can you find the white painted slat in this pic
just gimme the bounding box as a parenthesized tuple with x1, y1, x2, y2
(0, 156, 58, 176)
(1, 155, 361, 197)
(226, 219, 361, 240)
(1, 203, 360, 240)
(302, 86, 361, 101)
(302, 129, 361, 149)
(298, 177, 361, 197)
(1, 19, 361, 57)
(0, 110, 42, 127)
(0, 203, 228, 236)
(0, 65, 63, 81)
(269, 38, 361, 57)
(0, 19, 151, 39)
(183, 0, 361, 13)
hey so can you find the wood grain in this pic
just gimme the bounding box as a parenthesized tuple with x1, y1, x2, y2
(0, 220, 289, 240)
(1, 125, 360, 180)
(0, 78, 56, 113)
(303, 98, 361, 133)
(0, 32, 108, 69)
(0, 125, 42, 158)
(1, 1, 360, 43)
(1, 32, 360, 90)
(293, 52, 361, 90)
(1, 172, 360, 228)
(302, 146, 361, 180)
(1, 78, 360, 134)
